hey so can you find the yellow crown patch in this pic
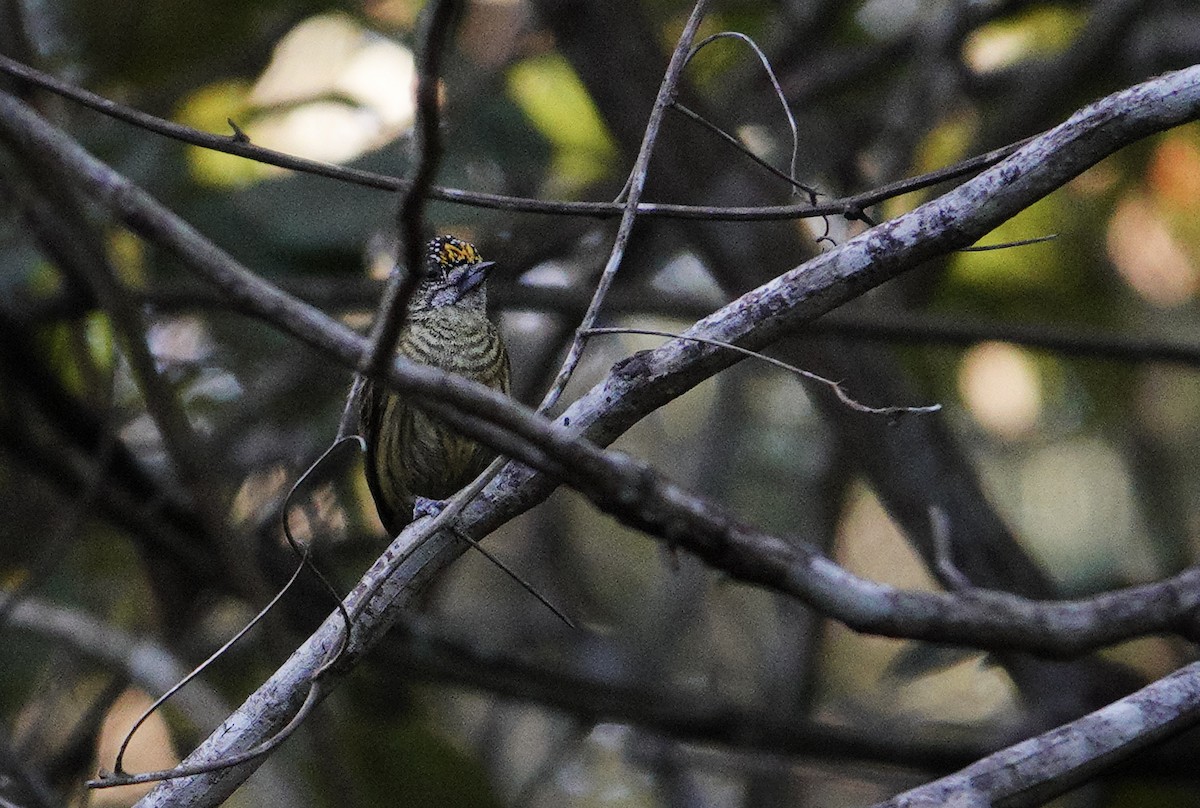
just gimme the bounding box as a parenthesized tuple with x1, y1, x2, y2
(427, 235, 482, 272)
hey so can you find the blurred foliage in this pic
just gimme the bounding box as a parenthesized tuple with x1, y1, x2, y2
(3, 1, 1200, 807)
(66, 0, 353, 89)
(963, 5, 1086, 71)
(506, 54, 617, 192)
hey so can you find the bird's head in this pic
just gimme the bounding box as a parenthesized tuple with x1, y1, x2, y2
(412, 235, 496, 311)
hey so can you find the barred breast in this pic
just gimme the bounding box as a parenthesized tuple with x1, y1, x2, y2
(362, 307, 510, 534)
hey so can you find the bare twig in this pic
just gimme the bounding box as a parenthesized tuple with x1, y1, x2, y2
(959, 233, 1058, 251)
(537, 0, 712, 413)
(582, 326, 941, 416)
(105, 436, 362, 781)
(361, 0, 461, 380)
(105, 557, 312, 781)
(0, 53, 1025, 223)
(684, 31, 808, 197)
(672, 102, 817, 199)
(446, 529, 575, 628)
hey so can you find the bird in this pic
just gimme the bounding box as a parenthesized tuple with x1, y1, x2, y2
(355, 235, 511, 535)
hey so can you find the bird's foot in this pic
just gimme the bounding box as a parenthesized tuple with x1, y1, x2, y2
(412, 496, 449, 521)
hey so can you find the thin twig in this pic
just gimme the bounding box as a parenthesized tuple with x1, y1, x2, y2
(93, 681, 330, 789)
(447, 529, 575, 628)
(101, 436, 364, 785)
(106, 436, 361, 779)
(538, 0, 713, 414)
(0, 53, 1024, 223)
(959, 233, 1058, 252)
(583, 327, 941, 416)
(685, 31, 808, 197)
(109, 557, 306, 778)
(672, 102, 817, 199)
(360, 0, 460, 380)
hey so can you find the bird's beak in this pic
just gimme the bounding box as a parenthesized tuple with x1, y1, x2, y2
(458, 260, 496, 293)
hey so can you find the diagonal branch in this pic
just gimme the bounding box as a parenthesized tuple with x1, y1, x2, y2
(873, 660, 1200, 808)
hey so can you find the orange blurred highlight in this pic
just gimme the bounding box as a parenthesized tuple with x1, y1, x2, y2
(1148, 135, 1200, 209)
(1106, 193, 1197, 307)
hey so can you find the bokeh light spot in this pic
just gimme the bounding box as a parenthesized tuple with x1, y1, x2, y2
(958, 342, 1043, 440)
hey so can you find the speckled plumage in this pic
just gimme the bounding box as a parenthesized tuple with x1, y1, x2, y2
(357, 236, 510, 534)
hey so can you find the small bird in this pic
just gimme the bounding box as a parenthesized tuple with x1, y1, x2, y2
(355, 235, 510, 535)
